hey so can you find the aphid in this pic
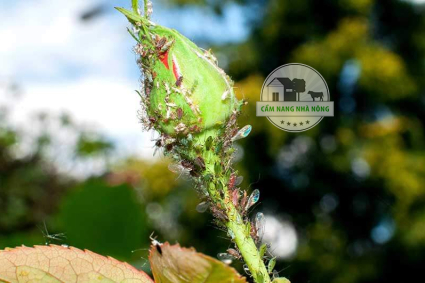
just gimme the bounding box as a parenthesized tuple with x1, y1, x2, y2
(227, 248, 242, 260)
(175, 76, 183, 87)
(231, 125, 252, 142)
(160, 39, 174, 53)
(194, 156, 205, 170)
(245, 189, 260, 211)
(240, 191, 248, 213)
(145, 71, 153, 83)
(176, 108, 183, 119)
(255, 212, 266, 243)
(205, 136, 213, 150)
(228, 173, 236, 189)
(215, 141, 223, 154)
(196, 201, 209, 213)
(174, 122, 187, 133)
(150, 233, 163, 255)
(259, 243, 268, 258)
(211, 206, 228, 221)
(156, 37, 167, 50)
(203, 173, 213, 182)
(217, 253, 233, 264)
(168, 163, 191, 178)
(268, 257, 276, 274)
(235, 176, 243, 186)
(189, 124, 201, 132)
(181, 160, 195, 171)
(214, 163, 222, 175)
(231, 189, 239, 207)
(148, 116, 157, 124)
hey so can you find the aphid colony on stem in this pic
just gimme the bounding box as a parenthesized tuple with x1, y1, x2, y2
(117, 1, 283, 282)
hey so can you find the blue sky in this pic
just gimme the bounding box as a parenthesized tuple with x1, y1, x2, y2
(0, 0, 250, 163)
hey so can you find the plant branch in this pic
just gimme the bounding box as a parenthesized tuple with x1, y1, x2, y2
(196, 129, 272, 283)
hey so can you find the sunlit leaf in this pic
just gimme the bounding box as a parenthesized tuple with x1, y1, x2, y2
(0, 245, 153, 283)
(149, 242, 247, 283)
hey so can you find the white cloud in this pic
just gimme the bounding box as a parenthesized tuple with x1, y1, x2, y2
(0, 0, 136, 81)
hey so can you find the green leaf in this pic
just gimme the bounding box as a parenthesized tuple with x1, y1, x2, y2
(149, 242, 247, 283)
(115, 7, 146, 24)
(132, 0, 139, 14)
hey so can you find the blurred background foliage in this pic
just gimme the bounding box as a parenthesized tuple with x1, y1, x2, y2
(1, 0, 425, 282)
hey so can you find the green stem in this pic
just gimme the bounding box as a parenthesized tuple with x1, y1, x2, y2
(143, 0, 149, 18)
(196, 129, 272, 283)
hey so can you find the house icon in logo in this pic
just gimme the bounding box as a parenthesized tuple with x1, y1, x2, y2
(266, 77, 306, 102)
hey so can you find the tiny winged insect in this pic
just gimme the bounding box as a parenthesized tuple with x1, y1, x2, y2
(196, 201, 209, 213)
(231, 125, 252, 142)
(40, 222, 66, 245)
(255, 212, 266, 244)
(150, 232, 163, 255)
(235, 175, 243, 186)
(168, 163, 191, 179)
(245, 189, 260, 211)
(227, 248, 242, 260)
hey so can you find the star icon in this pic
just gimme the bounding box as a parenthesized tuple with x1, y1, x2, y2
(293, 123, 297, 126)
(281, 120, 285, 124)
(300, 122, 304, 126)
(306, 120, 310, 124)
(287, 122, 291, 126)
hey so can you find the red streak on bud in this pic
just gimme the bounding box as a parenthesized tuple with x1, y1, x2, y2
(172, 54, 182, 81)
(159, 52, 169, 69)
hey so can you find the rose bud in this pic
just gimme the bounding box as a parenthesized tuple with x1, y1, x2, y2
(116, 6, 242, 137)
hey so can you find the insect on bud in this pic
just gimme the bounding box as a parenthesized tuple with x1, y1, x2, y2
(116, 5, 241, 137)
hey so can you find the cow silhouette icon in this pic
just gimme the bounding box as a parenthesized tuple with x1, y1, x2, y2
(308, 91, 324, 101)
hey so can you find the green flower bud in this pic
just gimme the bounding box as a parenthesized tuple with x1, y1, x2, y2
(116, 5, 241, 137)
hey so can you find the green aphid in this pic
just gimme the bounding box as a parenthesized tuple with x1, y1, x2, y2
(214, 163, 222, 175)
(214, 141, 223, 154)
(245, 222, 251, 237)
(268, 257, 276, 274)
(205, 136, 213, 150)
(203, 173, 213, 182)
(259, 243, 267, 258)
